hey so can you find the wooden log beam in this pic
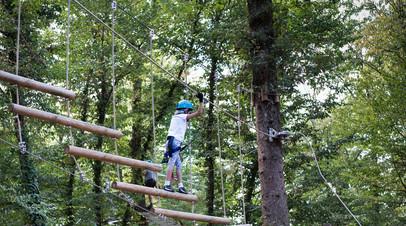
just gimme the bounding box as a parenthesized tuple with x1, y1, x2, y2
(153, 208, 231, 225)
(9, 104, 122, 139)
(111, 181, 197, 202)
(0, 70, 75, 100)
(65, 146, 162, 172)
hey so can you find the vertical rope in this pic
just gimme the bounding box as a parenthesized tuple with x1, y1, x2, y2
(65, 0, 83, 180)
(149, 28, 157, 165)
(184, 53, 195, 220)
(215, 73, 227, 217)
(111, 0, 120, 182)
(149, 28, 160, 206)
(237, 85, 247, 224)
(15, 0, 23, 144)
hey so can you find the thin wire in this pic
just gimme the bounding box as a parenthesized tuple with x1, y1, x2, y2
(149, 28, 160, 206)
(65, 0, 83, 179)
(237, 86, 247, 224)
(297, 132, 362, 226)
(70, 0, 270, 140)
(149, 29, 157, 165)
(215, 75, 226, 217)
(15, 0, 22, 143)
(184, 54, 195, 220)
(111, 0, 121, 182)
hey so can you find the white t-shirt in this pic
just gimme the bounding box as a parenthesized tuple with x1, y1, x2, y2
(167, 114, 188, 143)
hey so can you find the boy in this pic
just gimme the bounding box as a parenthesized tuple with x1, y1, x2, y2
(163, 93, 204, 194)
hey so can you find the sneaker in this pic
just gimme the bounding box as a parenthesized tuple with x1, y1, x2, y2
(163, 185, 175, 192)
(178, 187, 188, 194)
(161, 157, 168, 164)
(147, 203, 153, 210)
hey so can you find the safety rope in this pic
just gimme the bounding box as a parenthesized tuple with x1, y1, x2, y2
(215, 73, 227, 217)
(66, 0, 84, 181)
(149, 27, 161, 207)
(297, 132, 362, 226)
(237, 86, 247, 224)
(183, 53, 195, 224)
(111, 0, 121, 182)
(14, 0, 23, 145)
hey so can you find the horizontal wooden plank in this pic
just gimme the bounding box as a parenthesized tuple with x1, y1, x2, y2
(0, 70, 75, 99)
(111, 181, 198, 202)
(154, 208, 231, 224)
(65, 146, 162, 172)
(9, 104, 122, 139)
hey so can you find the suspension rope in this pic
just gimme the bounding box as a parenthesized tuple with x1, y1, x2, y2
(66, 0, 84, 181)
(297, 132, 362, 226)
(149, 28, 157, 166)
(15, 0, 23, 144)
(70, 0, 271, 140)
(111, 0, 121, 182)
(237, 86, 247, 224)
(149, 27, 161, 207)
(184, 53, 195, 222)
(215, 73, 227, 217)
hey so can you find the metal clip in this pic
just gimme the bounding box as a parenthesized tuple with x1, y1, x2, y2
(184, 53, 189, 62)
(269, 128, 291, 142)
(214, 72, 219, 81)
(149, 29, 155, 38)
(112, 1, 117, 10)
(19, 142, 26, 154)
(79, 171, 85, 182)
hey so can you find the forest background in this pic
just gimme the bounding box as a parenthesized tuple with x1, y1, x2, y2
(0, 0, 405, 225)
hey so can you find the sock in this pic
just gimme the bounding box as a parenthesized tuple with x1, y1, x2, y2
(178, 182, 183, 188)
(165, 181, 170, 186)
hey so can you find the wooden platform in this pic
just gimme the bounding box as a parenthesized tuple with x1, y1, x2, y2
(111, 181, 198, 202)
(153, 208, 231, 224)
(0, 70, 75, 99)
(9, 104, 122, 139)
(65, 146, 162, 172)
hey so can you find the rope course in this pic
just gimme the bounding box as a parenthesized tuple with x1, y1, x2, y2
(0, 0, 363, 225)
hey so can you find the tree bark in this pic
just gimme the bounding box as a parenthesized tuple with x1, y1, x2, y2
(247, 0, 289, 225)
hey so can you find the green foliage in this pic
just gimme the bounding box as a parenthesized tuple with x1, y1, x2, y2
(1, 0, 404, 225)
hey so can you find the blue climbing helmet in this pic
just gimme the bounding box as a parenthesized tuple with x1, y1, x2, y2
(176, 100, 193, 110)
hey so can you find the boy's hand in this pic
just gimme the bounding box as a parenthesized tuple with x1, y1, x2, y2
(196, 92, 204, 103)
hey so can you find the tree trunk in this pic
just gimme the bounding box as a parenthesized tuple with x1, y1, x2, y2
(247, 0, 289, 225)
